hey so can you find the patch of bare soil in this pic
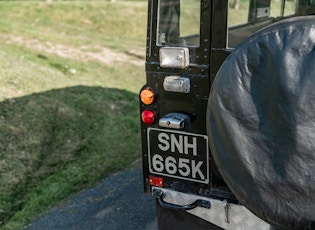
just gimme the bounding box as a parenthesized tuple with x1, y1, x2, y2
(4, 34, 144, 66)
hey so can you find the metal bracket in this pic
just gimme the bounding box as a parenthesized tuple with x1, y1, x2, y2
(159, 112, 190, 129)
(223, 199, 230, 223)
(153, 188, 211, 211)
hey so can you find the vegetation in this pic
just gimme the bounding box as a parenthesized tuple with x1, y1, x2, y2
(0, 1, 147, 229)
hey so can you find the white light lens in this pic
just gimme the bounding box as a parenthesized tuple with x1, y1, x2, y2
(159, 47, 189, 69)
(163, 76, 190, 93)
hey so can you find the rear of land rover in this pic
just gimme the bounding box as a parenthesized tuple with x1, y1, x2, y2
(140, 0, 315, 229)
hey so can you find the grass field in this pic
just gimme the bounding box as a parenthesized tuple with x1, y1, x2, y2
(0, 1, 147, 229)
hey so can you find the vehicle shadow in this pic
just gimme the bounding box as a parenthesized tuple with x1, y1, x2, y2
(0, 85, 145, 228)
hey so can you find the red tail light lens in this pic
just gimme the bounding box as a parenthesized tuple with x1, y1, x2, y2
(141, 109, 156, 125)
(149, 175, 164, 187)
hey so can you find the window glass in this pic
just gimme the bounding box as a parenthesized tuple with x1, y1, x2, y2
(283, 0, 296, 16)
(270, 0, 296, 17)
(157, 0, 200, 47)
(228, 0, 250, 26)
(228, 0, 299, 48)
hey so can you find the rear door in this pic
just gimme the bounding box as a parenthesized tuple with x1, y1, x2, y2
(140, 0, 218, 197)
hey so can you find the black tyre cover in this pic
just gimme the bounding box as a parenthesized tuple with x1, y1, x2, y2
(207, 16, 315, 230)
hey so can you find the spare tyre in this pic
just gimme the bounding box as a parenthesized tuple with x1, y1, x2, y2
(207, 16, 315, 230)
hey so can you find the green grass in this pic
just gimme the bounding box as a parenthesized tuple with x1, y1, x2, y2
(0, 1, 147, 51)
(0, 1, 147, 229)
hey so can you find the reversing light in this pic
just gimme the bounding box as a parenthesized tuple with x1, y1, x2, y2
(163, 76, 190, 93)
(141, 109, 156, 125)
(160, 47, 189, 69)
(140, 88, 156, 105)
(149, 175, 164, 187)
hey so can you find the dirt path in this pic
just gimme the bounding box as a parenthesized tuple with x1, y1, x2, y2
(4, 34, 144, 66)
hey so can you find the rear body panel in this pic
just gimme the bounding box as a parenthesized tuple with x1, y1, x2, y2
(140, 0, 315, 229)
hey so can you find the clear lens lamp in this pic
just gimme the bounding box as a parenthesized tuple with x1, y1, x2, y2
(160, 47, 190, 69)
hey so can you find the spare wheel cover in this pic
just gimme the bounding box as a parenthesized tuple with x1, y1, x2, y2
(207, 16, 315, 229)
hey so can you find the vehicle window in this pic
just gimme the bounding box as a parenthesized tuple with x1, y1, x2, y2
(270, 0, 296, 17)
(157, 0, 200, 47)
(228, 0, 299, 48)
(228, 0, 250, 26)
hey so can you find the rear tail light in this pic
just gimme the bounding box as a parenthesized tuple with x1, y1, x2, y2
(141, 109, 156, 125)
(149, 175, 164, 187)
(140, 87, 156, 105)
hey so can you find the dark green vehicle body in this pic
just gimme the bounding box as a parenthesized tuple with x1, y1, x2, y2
(140, 0, 315, 229)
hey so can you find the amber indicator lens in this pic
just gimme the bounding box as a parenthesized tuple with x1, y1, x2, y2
(141, 109, 156, 125)
(140, 88, 155, 105)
